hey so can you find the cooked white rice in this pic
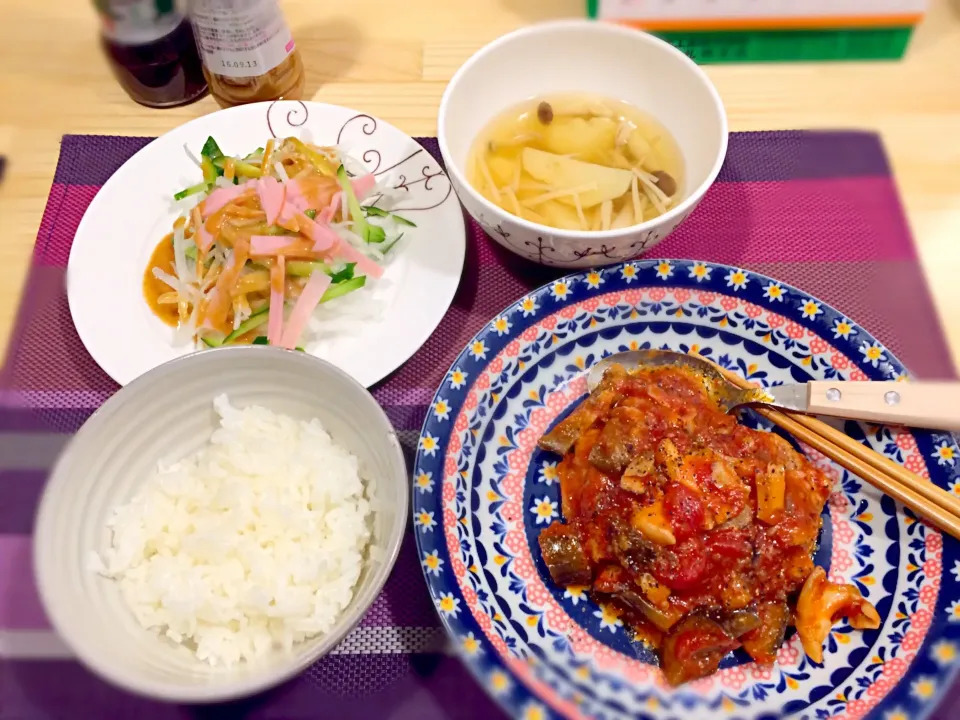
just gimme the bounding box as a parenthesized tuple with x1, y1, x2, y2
(92, 395, 371, 667)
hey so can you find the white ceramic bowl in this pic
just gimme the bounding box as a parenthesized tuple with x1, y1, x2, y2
(33, 347, 408, 703)
(438, 20, 728, 268)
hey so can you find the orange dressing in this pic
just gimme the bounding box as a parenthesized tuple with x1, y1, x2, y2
(143, 234, 180, 327)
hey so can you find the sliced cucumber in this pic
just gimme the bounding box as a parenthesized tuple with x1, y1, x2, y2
(200, 137, 223, 161)
(223, 308, 270, 344)
(328, 262, 356, 283)
(174, 182, 209, 201)
(212, 156, 262, 178)
(287, 260, 330, 277)
(363, 205, 416, 227)
(252, 335, 304, 351)
(200, 332, 225, 348)
(381, 232, 404, 255)
(200, 156, 218, 184)
(336, 165, 381, 243)
(365, 225, 386, 243)
(321, 276, 366, 303)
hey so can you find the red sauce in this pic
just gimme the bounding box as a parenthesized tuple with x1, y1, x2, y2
(537, 364, 834, 685)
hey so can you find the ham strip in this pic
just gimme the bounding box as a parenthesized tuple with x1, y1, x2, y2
(250, 235, 297, 256)
(256, 176, 286, 225)
(279, 270, 332, 349)
(319, 193, 341, 223)
(296, 212, 338, 253)
(277, 178, 310, 230)
(332, 237, 383, 280)
(191, 206, 215, 252)
(352, 173, 376, 200)
(267, 256, 285, 345)
(201, 181, 254, 218)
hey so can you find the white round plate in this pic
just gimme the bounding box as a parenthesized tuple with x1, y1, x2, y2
(67, 101, 465, 387)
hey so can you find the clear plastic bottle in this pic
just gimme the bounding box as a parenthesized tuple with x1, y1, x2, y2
(94, 0, 208, 108)
(187, 0, 305, 107)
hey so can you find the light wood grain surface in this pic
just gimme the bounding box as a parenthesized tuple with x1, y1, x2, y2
(2, 0, 960, 369)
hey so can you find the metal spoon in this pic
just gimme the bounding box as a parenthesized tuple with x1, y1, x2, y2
(587, 349, 960, 432)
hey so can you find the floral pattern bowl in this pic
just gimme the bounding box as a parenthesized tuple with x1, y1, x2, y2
(413, 259, 960, 720)
(437, 20, 727, 268)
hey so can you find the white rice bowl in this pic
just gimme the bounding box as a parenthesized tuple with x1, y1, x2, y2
(92, 394, 372, 667)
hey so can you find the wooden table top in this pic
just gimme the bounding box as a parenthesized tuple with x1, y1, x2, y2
(1, 0, 959, 368)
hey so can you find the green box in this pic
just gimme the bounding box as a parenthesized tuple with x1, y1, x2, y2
(585, 2, 918, 63)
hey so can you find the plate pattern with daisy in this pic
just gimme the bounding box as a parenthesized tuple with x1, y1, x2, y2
(413, 260, 960, 720)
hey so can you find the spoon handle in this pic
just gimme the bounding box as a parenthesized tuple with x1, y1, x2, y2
(806, 381, 960, 432)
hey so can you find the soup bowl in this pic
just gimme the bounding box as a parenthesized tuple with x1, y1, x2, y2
(438, 20, 728, 268)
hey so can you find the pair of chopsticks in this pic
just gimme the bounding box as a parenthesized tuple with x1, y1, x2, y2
(720, 368, 960, 541)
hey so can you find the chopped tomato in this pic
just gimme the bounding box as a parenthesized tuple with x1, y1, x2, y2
(653, 537, 707, 590)
(663, 482, 705, 541)
(593, 564, 630, 594)
(662, 615, 740, 686)
(708, 527, 752, 561)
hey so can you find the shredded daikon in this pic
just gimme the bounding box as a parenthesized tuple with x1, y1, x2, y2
(171, 226, 193, 289)
(572, 192, 587, 230)
(521, 183, 598, 208)
(630, 174, 643, 224)
(152, 267, 181, 291)
(274, 161, 289, 183)
(517, 180, 556, 192)
(600, 200, 613, 231)
(489, 133, 541, 151)
(504, 187, 523, 218)
(329, 222, 386, 263)
(182, 143, 202, 169)
(511, 161, 522, 192)
(611, 203, 634, 230)
(634, 169, 667, 215)
(232, 295, 252, 330)
(477, 155, 501, 203)
(340, 153, 370, 179)
(634, 168, 672, 205)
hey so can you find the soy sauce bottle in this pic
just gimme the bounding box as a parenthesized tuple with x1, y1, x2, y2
(94, 0, 208, 108)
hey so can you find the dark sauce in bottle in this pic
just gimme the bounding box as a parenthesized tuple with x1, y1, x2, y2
(95, 0, 207, 108)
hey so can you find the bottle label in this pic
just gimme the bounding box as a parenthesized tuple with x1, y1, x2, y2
(96, 0, 182, 45)
(188, 0, 295, 78)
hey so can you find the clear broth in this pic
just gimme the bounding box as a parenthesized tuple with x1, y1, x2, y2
(466, 93, 684, 232)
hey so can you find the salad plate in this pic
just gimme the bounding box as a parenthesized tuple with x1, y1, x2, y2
(413, 259, 960, 720)
(67, 101, 464, 387)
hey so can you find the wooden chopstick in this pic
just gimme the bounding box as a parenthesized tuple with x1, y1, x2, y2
(719, 368, 960, 541)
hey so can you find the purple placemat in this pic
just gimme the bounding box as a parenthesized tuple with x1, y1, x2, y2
(0, 131, 955, 720)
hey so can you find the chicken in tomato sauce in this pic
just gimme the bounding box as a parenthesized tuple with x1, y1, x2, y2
(537, 363, 879, 685)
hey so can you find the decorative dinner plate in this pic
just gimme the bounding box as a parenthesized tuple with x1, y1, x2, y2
(67, 101, 464, 387)
(413, 260, 960, 720)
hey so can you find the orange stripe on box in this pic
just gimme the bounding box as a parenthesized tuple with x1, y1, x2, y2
(616, 14, 924, 33)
